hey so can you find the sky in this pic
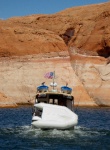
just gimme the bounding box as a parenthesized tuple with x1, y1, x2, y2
(0, 0, 109, 19)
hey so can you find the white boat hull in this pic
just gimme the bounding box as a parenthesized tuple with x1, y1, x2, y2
(31, 103, 78, 130)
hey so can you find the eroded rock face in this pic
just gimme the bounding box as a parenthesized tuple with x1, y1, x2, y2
(0, 92, 17, 108)
(0, 2, 110, 57)
(0, 23, 67, 57)
(0, 2, 110, 107)
(0, 56, 97, 107)
(69, 47, 110, 106)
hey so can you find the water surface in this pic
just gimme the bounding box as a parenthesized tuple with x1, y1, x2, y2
(0, 107, 110, 150)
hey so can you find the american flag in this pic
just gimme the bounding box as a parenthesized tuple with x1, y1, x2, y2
(44, 72, 54, 79)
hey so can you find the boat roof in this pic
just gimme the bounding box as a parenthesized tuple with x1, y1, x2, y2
(36, 90, 73, 101)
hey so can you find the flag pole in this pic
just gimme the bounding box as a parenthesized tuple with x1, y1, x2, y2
(53, 71, 55, 90)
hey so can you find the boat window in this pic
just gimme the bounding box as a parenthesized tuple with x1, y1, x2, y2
(58, 99, 66, 106)
(49, 99, 53, 104)
(34, 108, 42, 117)
(54, 99, 58, 105)
(66, 100, 72, 110)
(49, 99, 58, 105)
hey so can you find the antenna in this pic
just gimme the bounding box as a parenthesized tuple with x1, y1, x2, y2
(50, 71, 57, 92)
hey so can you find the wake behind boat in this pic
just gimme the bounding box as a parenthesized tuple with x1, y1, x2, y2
(31, 72, 78, 130)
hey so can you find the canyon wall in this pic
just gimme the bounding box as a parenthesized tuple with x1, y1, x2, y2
(0, 55, 97, 107)
(0, 2, 110, 107)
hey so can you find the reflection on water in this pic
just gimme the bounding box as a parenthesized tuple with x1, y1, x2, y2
(0, 107, 110, 150)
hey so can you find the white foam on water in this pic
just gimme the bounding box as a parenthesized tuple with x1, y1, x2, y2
(74, 126, 104, 137)
(18, 125, 43, 137)
(4, 125, 106, 140)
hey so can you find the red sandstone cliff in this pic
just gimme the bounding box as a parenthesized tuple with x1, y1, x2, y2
(0, 2, 110, 57)
(0, 2, 110, 107)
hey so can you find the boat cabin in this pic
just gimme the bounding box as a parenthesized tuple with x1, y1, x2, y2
(35, 85, 74, 110)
